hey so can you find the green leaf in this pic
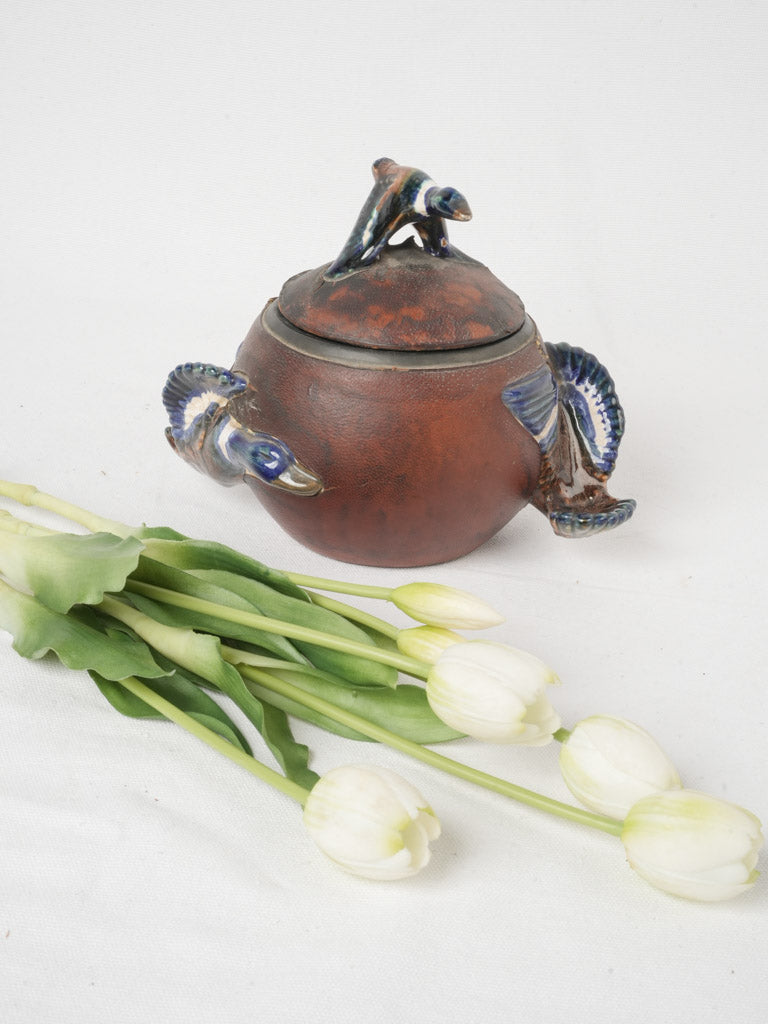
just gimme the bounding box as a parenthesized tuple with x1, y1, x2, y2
(177, 644, 319, 790)
(188, 643, 318, 789)
(129, 556, 307, 663)
(133, 525, 188, 541)
(136, 535, 306, 599)
(0, 580, 168, 680)
(223, 646, 372, 691)
(245, 667, 463, 744)
(259, 701, 318, 790)
(191, 569, 398, 689)
(99, 593, 318, 790)
(90, 671, 253, 754)
(0, 531, 143, 613)
(126, 590, 311, 670)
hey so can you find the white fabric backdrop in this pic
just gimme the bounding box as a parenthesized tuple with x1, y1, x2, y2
(2, 2, 767, 1021)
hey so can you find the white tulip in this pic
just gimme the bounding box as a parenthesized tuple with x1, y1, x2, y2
(303, 764, 440, 880)
(396, 625, 463, 664)
(390, 582, 504, 630)
(559, 715, 681, 819)
(426, 640, 561, 744)
(621, 789, 763, 902)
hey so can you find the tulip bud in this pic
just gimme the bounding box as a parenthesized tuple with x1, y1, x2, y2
(396, 625, 463, 664)
(303, 764, 441, 880)
(390, 582, 504, 630)
(621, 789, 764, 902)
(559, 715, 681, 819)
(426, 640, 561, 744)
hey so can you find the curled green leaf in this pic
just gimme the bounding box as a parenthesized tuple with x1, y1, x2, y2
(0, 580, 168, 680)
(0, 531, 143, 613)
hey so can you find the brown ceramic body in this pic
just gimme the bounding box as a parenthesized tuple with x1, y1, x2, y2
(231, 300, 543, 567)
(163, 165, 635, 562)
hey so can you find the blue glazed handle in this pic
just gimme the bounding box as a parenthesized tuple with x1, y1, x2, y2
(502, 343, 636, 537)
(162, 362, 322, 495)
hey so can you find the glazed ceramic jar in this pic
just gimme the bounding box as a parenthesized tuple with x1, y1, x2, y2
(162, 159, 635, 567)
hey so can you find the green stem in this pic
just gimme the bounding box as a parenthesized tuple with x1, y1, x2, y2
(0, 480, 132, 537)
(0, 510, 58, 537)
(116, 676, 310, 805)
(282, 571, 393, 602)
(124, 579, 429, 679)
(220, 645, 363, 690)
(303, 590, 400, 640)
(238, 665, 624, 837)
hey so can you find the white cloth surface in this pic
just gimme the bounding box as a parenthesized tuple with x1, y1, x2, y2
(1, 2, 767, 1021)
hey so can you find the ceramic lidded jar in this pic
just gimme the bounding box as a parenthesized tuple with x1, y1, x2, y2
(162, 159, 635, 567)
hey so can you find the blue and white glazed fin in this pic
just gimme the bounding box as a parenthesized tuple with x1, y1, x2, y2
(162, 362, 322, 495)
(502, 343, 635, 537)
(500, 362, 559, 455)
(547, 343, 626, 477)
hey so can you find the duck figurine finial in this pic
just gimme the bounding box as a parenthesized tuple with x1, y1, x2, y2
(323, 158, 472, 282)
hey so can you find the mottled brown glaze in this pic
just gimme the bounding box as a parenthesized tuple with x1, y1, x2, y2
(278, 240, 525, 351)
(231, 302, 543, 566)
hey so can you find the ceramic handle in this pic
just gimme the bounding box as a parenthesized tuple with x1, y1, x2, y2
(501, 342, 636, 537)
(162, 362, 323, 495)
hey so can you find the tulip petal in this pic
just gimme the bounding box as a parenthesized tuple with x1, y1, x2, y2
(621, 789, 764, 901)
(560, 716, 681, 818)
(303, 765, 440, 880)
(426, 641, 559, 744)
(396, 625, 463, 664)
(390, 583, 504, 630)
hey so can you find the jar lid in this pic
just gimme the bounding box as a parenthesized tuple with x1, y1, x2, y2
(278, 240, 525, 351)
(276, 159, 526, 352)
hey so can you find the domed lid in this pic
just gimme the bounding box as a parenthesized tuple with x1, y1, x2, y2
(276, 159, 525, 352)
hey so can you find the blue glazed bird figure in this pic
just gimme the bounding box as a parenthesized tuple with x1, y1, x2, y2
(323, 158, 472, 281)
(162, 362, 322, 494)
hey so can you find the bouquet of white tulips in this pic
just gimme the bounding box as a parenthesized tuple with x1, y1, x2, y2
(0, 480, 762, 901)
